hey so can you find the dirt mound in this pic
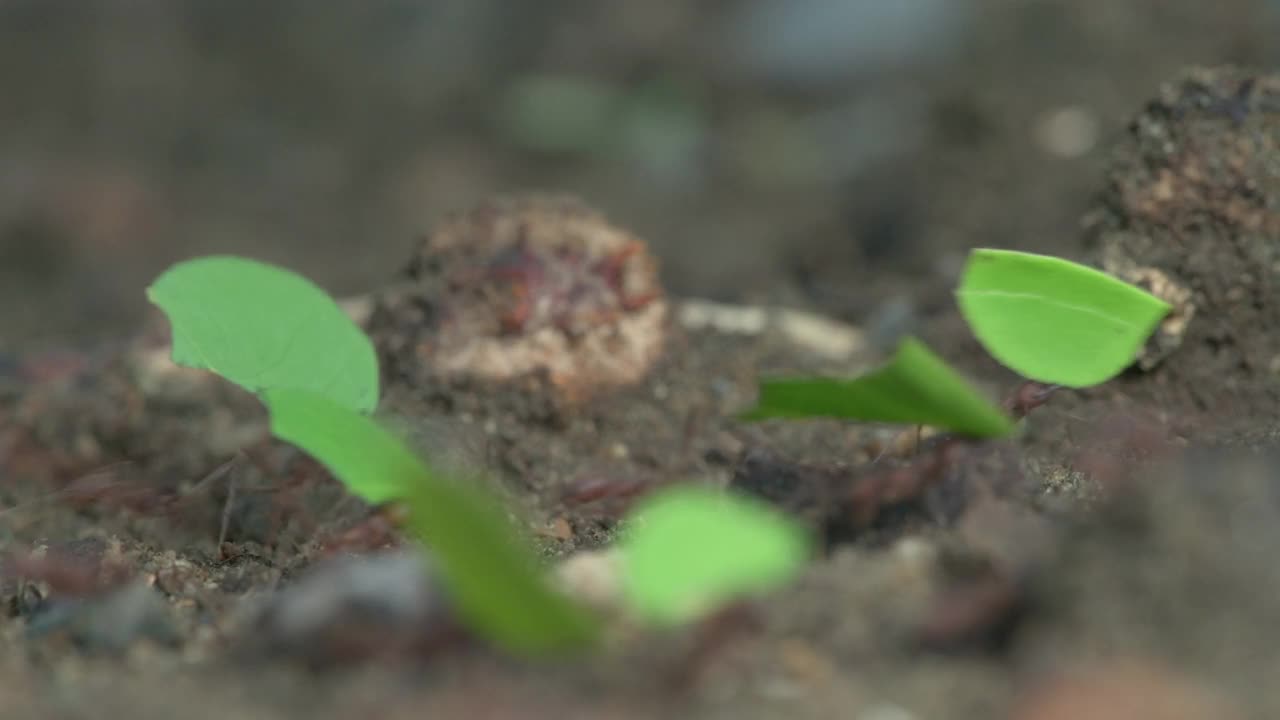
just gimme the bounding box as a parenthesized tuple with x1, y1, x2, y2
(1088, 66, 1280, 426)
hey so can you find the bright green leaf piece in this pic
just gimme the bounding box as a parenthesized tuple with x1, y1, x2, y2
(147, 256, 379, 412)
(263, 388, 599, 655)
(741, 338, 1015, 438)
(264, 387, 417, 505)
(956, 249, 1171, 387)
(620, 485, 810, 625)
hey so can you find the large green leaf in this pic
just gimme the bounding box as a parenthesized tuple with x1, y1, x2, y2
(956, 249, 1171, 387)
(263, 388, 599, 655)
(620, 486, 810, 625)
(147, 256, 378, 412)
(742, 337, 1015, 438)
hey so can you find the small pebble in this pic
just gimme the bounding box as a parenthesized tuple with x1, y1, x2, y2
(554, 549, 624, 612)
(1034, 106, 1100, 158)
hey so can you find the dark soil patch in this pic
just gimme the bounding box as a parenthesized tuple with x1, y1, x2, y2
(1089, 67, 1280, 428)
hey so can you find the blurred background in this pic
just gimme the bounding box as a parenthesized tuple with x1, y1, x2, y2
(1, 0, 1276, 350)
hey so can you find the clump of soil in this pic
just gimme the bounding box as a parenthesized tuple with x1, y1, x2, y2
(1088, 66, 1280, 424)
(369, 194, 669, 406)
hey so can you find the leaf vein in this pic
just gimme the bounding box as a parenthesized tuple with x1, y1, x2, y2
(956, 289, 1139, 330)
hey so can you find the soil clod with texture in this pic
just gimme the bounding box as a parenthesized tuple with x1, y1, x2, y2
(1091, 66, 1280, 424)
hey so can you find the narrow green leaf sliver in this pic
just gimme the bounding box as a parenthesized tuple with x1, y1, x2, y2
(263, 388, 599, 655)
(264, 387, 414, 505)
(956, 249, 1171, 387)
(742, 337, 1015, 438)
(147, 256, 379, 412)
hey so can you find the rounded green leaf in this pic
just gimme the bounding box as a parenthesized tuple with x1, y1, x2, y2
(620, 486, 810, 625)
(742, 337, 1015, 439)
(147, 256, 378, 412)
(956, 249, 1171, 387)
(263, 388, 599, 655)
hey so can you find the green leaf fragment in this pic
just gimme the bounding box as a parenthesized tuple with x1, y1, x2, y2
(264, 387, 416, 505)
(742, 337, 1015, 438)
(620, 486, 810, 625)
(403, 474, 600, 656)
(147, 256, 379, 412)
(263, 388, 599, 655)
(956, 249, 1171, 387)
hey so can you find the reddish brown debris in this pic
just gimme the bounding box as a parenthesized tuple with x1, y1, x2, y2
(666, 601, 763, 694)
(1003, 380, 1061, 420)
(558, 474, 674, 521)
(845, 436, 970, 528)
(730, 436, 981, 547)
(1010, 660, 1241, 720)
(1, 543, 131, 599)
(57, 468, 182, 517)
(370, 194, 669, 404)
(917, 569, 1023, 651)
(316, 506, 407, 557)
(8, 349, 94, 385)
